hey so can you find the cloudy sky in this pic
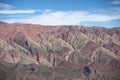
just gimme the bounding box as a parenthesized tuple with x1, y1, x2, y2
(0, 0, 120, 27)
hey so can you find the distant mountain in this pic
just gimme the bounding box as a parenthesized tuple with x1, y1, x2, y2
(0, 21, 120, 80)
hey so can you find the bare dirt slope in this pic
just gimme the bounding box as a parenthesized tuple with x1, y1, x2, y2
(0, 21, 120, 80)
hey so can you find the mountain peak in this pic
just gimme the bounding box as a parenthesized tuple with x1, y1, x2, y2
(0, 22, 120, 80)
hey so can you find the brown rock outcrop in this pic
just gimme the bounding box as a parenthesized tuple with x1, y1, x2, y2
(0, 21, 120, 80)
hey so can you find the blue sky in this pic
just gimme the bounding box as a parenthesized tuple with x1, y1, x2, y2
(0, 0, 120, 27)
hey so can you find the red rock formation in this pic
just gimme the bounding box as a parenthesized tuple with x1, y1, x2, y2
(0, 21, 120, 70)
(0, 21, 120, 80)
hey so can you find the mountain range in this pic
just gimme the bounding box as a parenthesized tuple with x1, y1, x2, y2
(0, 21, 120, 80)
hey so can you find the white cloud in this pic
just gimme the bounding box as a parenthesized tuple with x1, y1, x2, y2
(5, 10, 120, 25)
(111, 0, 120, 4)
(110, 7, 120, 14)
(110, 0, 120, 14)
(111, 7, 120, 11)
(0, 3, 37, 14)
(0, 3, 13, 9)
(0, 9, 36, 14)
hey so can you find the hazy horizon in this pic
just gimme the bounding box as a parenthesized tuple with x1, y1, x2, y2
(0, 0, 120, 28)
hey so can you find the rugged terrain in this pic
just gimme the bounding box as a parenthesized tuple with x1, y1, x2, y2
(0, 21, 120, 80)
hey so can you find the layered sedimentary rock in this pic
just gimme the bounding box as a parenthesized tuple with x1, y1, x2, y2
(0, 21, 120, 80)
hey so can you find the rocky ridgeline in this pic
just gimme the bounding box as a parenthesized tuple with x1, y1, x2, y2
(0, 21, 120, 80)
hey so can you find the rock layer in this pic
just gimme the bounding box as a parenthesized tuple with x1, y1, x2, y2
(0, 21, 120, 80)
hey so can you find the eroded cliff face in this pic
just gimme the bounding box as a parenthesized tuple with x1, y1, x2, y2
(0, 21, 120, 80)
